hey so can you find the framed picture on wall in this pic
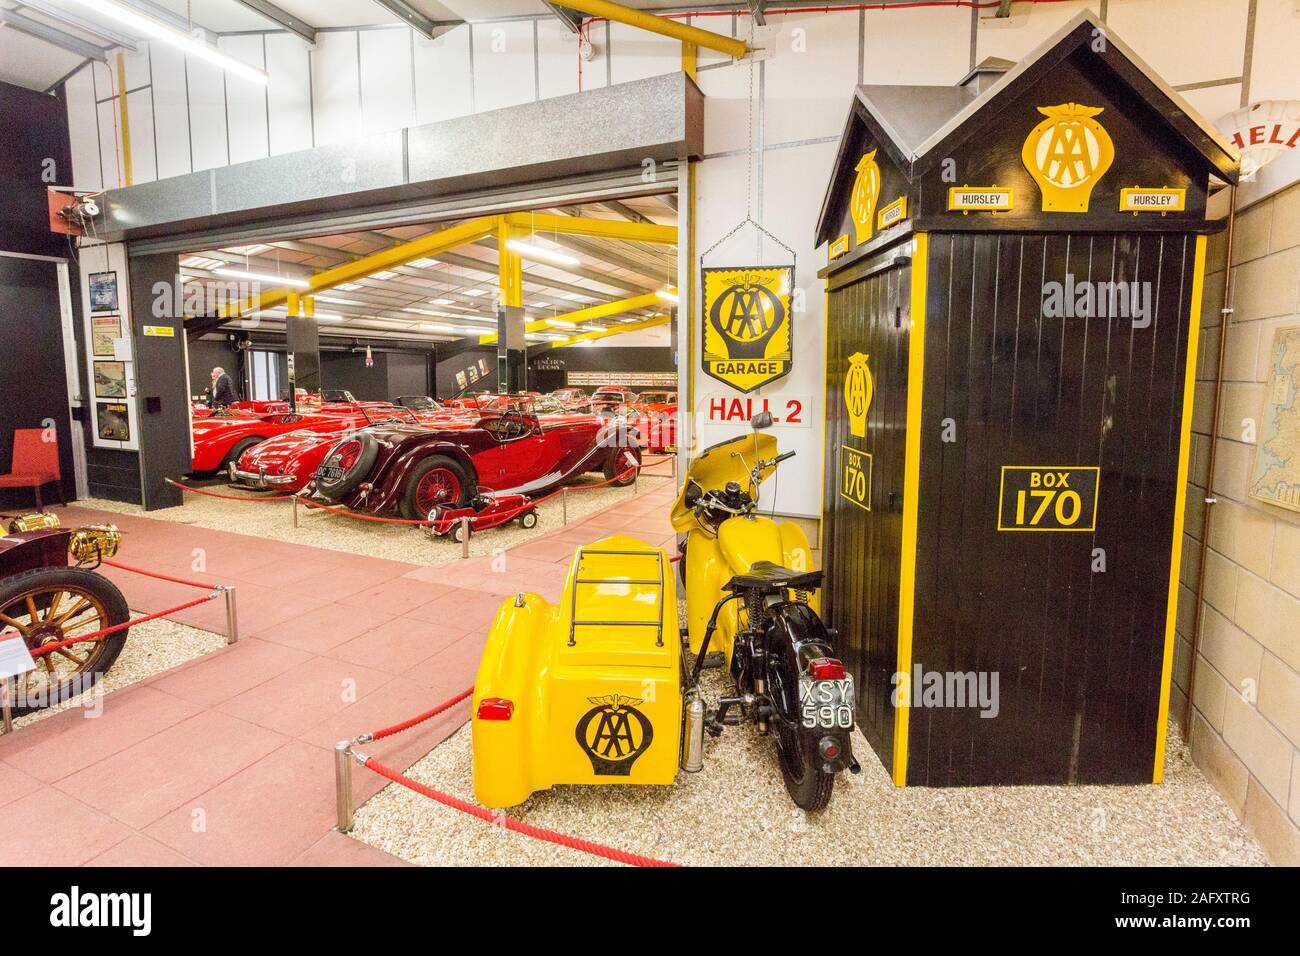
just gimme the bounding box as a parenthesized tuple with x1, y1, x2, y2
(91, 314, 121, 356)
(93, 361, 127, 398)
(89, 272, 119, 313)
(96, 402, 131, 442)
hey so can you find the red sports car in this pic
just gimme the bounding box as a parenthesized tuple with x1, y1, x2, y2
(251, 406, 641, 519)
(624, 388, 677, 452)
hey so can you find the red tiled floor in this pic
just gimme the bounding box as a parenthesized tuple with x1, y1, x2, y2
(1, 685, 199, 784)
(23, 481, 670, 866)
(145, 639, 312, 707)
(216, 654, 392, 737)
(0, 788, 131, 867)
(85, 834, 197, 867)
(144, 741, 337, 867)
(56, 709, 288, 829)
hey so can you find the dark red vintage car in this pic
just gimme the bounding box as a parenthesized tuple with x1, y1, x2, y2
(0, 514, 126, 717)
(311, 407, 642, 519)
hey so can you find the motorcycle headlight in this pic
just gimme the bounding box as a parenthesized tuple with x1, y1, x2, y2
(68, 525, 122, 563)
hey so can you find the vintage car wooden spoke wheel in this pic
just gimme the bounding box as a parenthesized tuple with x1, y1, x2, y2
(413, 467, 463, 516)
(0, 568, 130, 717)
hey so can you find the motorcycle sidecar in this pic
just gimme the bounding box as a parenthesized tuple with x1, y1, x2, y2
(471, 534, 683, 809)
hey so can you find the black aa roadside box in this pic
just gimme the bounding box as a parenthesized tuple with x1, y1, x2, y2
(815, 12, 1238, 787)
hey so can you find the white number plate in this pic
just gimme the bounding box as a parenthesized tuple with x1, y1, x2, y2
(799, 677, 855, 729)
(317, 463, 344, 482)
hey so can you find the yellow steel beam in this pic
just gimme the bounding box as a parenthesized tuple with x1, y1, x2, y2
(116, 52, 132, 187)
(504, 211, 676, 245)
(220, 215, 503, 318)
(559, 0, 747, 60)
(546, 313, 670, 349)
(477, 292, 662, 345)
(681, 40, 697, 80)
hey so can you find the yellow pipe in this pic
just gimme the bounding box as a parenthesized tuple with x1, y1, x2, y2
(220, 215, 502, 318)
(116, 52, 132, 187)
(478, 292, 662, 345)
(559, 0, 748, 60)
(504, 211, 677, 245)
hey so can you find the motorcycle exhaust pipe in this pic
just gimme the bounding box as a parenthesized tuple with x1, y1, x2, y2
(681, 690, 705, 773)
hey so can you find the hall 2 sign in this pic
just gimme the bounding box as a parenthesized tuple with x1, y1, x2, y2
(704, 393, 810, 428)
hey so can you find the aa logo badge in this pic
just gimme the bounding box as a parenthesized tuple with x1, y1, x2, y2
(850, 150, 881, 244)
(701, 265, 794, 393)
(845, 352, 873, 438)
(575, 694, 654, 776)
(1021, 103, 1114, 212)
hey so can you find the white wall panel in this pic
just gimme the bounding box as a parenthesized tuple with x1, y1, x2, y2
(863, 6, 969, 85)
(1109, 0, 1248, 87)
(537, 18, 580, 101)
(698, 59, 751, 157)
(976, 1, 1102, 64)
(65, 66, 103, 191)
(120, 45, 152, 92)
(1248, 0, 1300, 103)
(609, 21, 678, 87)
(311, 31, 361, 147)
(692, 13, 737, 70)
(150, 42, 192, 179)
(219, 35, 269, 165)
(472, 20, 536, 112)
(95, 99, 123, 190)
(763, 12, 860, 144)
(360, 28, 414, 135)
(1181, 83, 1244, 127)
(265, 33, 313, 156)
(582, 21, 609, 91)
(125, 88, 158, 184)
(414, 24, 473, 124)
(186, 56, 229, 172)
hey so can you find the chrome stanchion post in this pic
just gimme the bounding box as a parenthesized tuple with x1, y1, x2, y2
(219, 585, 239, 644)
(334, 740, 354, 833)
(1, 676, 12, 735)
(562, 487, 568, 525)
(460, 516, 470, 559)
(292, 495, 299, 528)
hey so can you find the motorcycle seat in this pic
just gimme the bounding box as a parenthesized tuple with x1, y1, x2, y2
(726, 561, 822, 594)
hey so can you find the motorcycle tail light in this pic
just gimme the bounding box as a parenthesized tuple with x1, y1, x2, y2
(808, 657, 846, 680)
(819, 737, 841, 761)
(476, 697, 514, 721)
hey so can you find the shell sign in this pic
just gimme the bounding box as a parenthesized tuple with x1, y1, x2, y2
(850, 150, 881, 244)
(1021, 103, 1115, 212)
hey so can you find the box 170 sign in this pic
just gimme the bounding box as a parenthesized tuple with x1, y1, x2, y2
(997, 466, 1100, 531)
(839, 444, 872, 511)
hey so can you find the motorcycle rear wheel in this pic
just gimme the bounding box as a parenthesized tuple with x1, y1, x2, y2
(775, 721, 835, 812)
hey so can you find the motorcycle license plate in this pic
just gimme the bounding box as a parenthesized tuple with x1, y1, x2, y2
(317, 464, 344, 482)
(799, 677, 855, 730)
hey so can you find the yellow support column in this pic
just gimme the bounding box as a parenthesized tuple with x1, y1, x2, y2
(498, 221, 523, 310)
(116, 52, 132, 187)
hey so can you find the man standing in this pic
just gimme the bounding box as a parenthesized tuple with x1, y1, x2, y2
(209, 366, 239, 407)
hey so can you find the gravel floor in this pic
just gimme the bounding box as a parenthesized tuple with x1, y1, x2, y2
(349, 668, 1267, 867)
(11, 615, 226, 728)
(79, 472, 673, 566)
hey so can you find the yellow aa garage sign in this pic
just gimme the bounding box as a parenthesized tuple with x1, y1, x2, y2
(701, 266, 794, 393)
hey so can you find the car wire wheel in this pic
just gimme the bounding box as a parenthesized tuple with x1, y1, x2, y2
(414, 468, 462, 515)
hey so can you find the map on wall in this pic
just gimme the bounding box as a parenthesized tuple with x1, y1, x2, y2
(1249, 325, 1300, 513)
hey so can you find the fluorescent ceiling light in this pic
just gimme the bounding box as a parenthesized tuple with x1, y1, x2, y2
(419, 323, 478, 335)
(656, 288, 679, 304)
(546, 319, 576, 329)
(505, 240, 580, 267)
(66, 0, 269, 86)
(409, 258, 436, 268)
(463, 288, 487, 297)
(428, 298, 454, 305)
(312, 314, 343, 322)
(336, 282, 361, 291)
(214, 267, 309, 288)
(371, 270, 396, 280)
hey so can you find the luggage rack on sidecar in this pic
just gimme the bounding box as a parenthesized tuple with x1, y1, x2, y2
(567, 547, 666, 648)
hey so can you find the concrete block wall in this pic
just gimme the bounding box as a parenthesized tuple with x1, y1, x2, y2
(1176, 163, 1300, 865)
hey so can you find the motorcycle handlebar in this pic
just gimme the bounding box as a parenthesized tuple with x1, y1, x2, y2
(773, 450, 796, 465)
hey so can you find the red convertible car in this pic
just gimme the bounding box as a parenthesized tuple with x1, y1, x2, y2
(625, 388, 677, 452)
(236, 406, 641, 518)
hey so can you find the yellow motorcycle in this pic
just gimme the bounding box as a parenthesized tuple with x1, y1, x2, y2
(673, 411, 858, 810)
(470, 413, 855, 812)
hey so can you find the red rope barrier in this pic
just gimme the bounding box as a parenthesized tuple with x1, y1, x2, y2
(361, 756, 678, 868)
(370, 687, 474, 740)
(26, 593, 218, 657)
(100, 560, 214, 590)
(167, 478, 295, 501)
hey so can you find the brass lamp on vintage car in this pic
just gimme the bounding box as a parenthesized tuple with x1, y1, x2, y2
(0, 512, 128, 717)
